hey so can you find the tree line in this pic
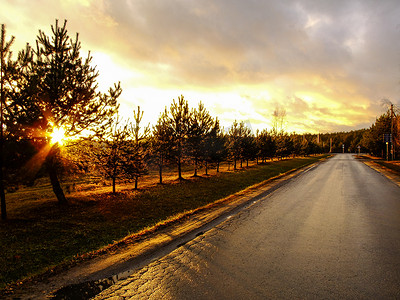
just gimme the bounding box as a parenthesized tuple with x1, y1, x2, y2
(360, 105, 399, 159)
(0, 20, 398, 220)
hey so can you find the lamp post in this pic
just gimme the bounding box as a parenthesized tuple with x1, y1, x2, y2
(386, 142, 389, 161)
(390, 104, 395, 160)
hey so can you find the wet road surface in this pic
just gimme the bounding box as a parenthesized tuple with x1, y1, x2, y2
(95, 154, 400, 299)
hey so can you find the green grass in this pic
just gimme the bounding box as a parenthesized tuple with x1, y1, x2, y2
(0, 155, 327, 291)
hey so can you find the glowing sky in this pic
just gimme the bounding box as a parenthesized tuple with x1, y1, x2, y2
(2, 0, 400, 133)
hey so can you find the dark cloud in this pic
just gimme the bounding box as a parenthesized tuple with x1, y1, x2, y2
(100, 0, 369, 84)
(96, 0, 400, 114)
(2, 0, 399, 132)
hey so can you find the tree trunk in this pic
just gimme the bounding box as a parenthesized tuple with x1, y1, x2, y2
(177, 142, 183, 180)
(46, 147, 67, 205)
(112, 177, 116, 194)
(205, 161, 208, 175)
(47, 162, 67, 205)
(217, 161, 220, 173)
(0, 169, 6, 220)
(0, 140, 6, 220)
(134, 176, 138, 190)
(194, 158, 198, 177)
(159, 153, 163, 184)
(178, 156, 183, 180)
(159, 164, 163, 184)
(234, 159, 237, 170)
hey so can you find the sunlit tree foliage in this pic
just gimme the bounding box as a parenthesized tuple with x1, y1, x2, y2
(6, 20, 120, 204)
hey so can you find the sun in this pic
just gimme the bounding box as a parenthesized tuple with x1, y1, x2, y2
(50, 126, 66, 145)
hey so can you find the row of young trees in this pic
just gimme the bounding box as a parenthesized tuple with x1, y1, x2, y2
(1, 20, 398, 221)
(63, 102, 400, 201)
(82, 95, 325, 194)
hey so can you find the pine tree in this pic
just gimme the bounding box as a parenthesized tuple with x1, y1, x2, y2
(361, 112, 391, 157)
(152, 111, 173, 184)
(227, 121, 251, 170)
(256, 129, 276, 162)
(8, 20, 120, 204)
(187, 102, 214, 176)
(205, 118, 226, 173)
(164, 95, 191, 180)
(127, 106, 149, 190)
(90, 116, 128, 194)
(240, 128, 255, 167)
(275, 133, 294, 159)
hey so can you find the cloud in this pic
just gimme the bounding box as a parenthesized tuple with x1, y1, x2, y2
(1, 0, 400, 133)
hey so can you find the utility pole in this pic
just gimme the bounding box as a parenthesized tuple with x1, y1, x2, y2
(390, 104, 395, 160)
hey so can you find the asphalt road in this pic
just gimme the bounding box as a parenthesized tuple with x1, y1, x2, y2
(95, 154, 400, 299)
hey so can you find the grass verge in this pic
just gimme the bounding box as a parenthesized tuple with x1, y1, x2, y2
(0, 155, 327, 291)
(356, 155, 400, 175)
(375, 160, 400, 174)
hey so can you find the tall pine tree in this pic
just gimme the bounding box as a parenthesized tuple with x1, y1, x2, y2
(164, 95, 191, 180)
(127, 106, 149, 190)
(8, 20, 120, 204)
(187, 102, 214, 176)
(152, 111, 173, 184)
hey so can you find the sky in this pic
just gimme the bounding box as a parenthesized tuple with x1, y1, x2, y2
(1, 0, 400, 134)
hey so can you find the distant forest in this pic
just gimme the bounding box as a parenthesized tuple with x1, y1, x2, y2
(0, 20, 399, 219)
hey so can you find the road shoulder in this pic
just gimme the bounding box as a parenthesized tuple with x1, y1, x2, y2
(359, 158, 400, 187)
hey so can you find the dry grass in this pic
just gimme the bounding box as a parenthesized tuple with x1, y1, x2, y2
(356, 154, 400, 174)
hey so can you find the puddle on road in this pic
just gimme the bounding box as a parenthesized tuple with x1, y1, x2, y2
(51, 278, 113, 299)
(51, 270, 136, 299)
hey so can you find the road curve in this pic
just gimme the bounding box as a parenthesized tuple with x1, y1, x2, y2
(95, 154, 400, 299)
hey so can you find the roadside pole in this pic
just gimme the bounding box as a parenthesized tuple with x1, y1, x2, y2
(386, 142, 389, 161)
